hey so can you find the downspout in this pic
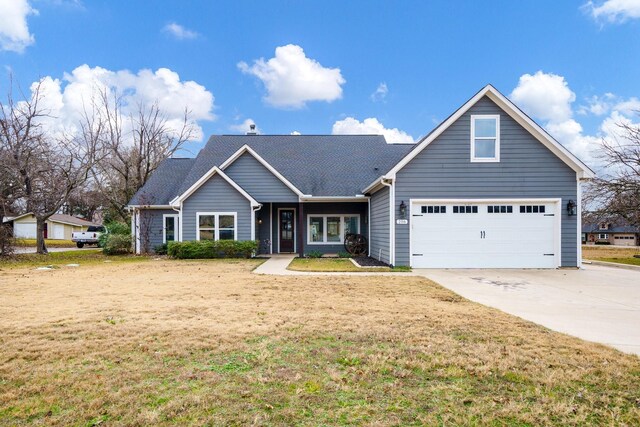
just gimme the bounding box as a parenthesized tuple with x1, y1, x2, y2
(171, 204, 181, 242)
(380, 178, 394, 266)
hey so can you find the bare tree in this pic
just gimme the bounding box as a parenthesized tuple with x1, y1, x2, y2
(588, 119, 640, 227)
(0, 80, 101, 254)
(89, 90, 196, 221)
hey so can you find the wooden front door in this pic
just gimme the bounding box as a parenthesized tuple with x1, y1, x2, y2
(279, 209, 295, 253)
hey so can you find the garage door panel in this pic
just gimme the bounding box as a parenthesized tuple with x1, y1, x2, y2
(411, 201, 558, 269)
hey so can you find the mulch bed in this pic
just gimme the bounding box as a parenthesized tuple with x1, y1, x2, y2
(352, 256, 390, 267)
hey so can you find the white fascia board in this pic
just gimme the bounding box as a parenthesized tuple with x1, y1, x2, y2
(219, 144, 305, 197)
(299, 196, 370, 202)
(384, 84, 595, 179)
(362, 176, 386, 194)
(127, 205, 174, 209)
(171, 165, 260, 207)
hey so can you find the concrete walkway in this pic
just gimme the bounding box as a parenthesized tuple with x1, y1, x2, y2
(418, 265, 640, 356)
(253, 254, 414, 276)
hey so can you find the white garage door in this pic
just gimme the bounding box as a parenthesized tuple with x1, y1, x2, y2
(13, 223, 37, 239)
(411, 200, 559, 268)
(51, 223, 65, 240)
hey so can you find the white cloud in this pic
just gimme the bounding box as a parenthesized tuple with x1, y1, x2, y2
(0, 0, 37, 53)
(583, 0, 640, 23)
(290, 131, 301, 135)
(510, 71, 575, 122)
(370, 82, 388, 102)
(332, 117, 414, 144)
(238, 44, 346, 109)
(229, 118, 259, 134)
(162, 22, 198, 40)
(509, 70, 640, 168)
(29, 64, 215, 142)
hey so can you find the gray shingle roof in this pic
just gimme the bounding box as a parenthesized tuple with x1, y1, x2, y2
(582, 223, 639, 233)
(177, 135, 414, 197)
(129, 158, 196, 205)
(128, 135, 416, 205)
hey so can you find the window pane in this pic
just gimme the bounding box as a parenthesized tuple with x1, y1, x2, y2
(474, 118, 496, 137)
(219, 229, 235, 240)
(199, 230, 214, 240)
(310, 217, 324, 242)
(474, 139, 496, 158)
(199, 215, 215, 228)
(165, 217, 175, 241)
(219, 215, 235, 229)
(344, 216, 359, 234)
(327, 217, 341, 242)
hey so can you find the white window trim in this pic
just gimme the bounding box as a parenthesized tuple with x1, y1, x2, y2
(306, 214, 360, 245)
(470, 114, 500, 163)
(196, 212, 238, 241)
(162, 214, 179, 244)
(598, 233, 609, 240)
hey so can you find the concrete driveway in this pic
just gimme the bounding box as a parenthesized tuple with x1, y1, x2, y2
(418, 264, 640, 356)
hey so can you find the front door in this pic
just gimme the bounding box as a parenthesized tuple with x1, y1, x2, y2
(279, 209, 295, 253)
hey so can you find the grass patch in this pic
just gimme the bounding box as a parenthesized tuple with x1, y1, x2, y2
(288, 258, 409, 272)
(0, 249, 144, 270)
(14, 238, 77, 248)
(0, 260, 638, 425)
(582, 245, 640, 266)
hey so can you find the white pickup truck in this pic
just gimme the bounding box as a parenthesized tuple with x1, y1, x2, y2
(71, 225, 105, 248)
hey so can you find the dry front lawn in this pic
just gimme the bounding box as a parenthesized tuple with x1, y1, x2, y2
(1, 257, 639, 426)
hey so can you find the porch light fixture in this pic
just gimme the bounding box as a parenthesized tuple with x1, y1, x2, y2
(399, 200, 407, 219)
(566, 200, 576, 216)
(257, 218, 263, 225)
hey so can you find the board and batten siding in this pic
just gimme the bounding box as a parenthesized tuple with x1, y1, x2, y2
(369, 186, 390, 264)
(138, 209, 177, 250)
(181, 174, 252, 241)
(394, 96, 578, 267)
(224, 153, 299, 202)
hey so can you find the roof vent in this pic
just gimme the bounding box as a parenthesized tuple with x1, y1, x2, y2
(246, 124, 257, 135)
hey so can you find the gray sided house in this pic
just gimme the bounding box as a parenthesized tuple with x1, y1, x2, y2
(128, 85, 594, 268)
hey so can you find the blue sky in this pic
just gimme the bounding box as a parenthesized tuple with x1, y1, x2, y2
(1, 0, 639, 166)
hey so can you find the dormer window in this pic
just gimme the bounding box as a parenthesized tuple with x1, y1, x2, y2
(599, 222, 610, 230)
(471, 115, 500, 162)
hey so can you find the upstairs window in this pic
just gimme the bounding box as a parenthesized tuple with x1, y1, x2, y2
(471, 115, 500, 162)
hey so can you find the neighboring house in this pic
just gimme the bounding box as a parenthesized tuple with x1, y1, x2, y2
(6, 213, 98, 240)
(582, 221, 639, 246)
(128, 85, 594, 268)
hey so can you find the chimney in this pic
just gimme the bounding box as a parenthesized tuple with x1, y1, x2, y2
(246, 124, 257, 135)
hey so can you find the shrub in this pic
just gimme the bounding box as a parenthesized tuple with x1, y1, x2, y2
(337, 251, 352, 258)
(102, 234, 132, 255)
(306, 250, 323, 258)
(98, 221, 130, 247)
(167, 240, 258, 259)
(154, 243, 168, 255)
(595, 241, 611, 245)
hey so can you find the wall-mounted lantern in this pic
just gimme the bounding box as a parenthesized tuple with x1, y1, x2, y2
(399, 200, 407, 219)
(257, 217, 263, 225)
(566, 200, 576, 216)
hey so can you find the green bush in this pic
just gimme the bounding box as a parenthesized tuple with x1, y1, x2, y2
(154, 243, 168, 255)
(306, 250, 323, 258)
(98, 221, 130, 247)
(337, 251, 352, 258)
(595, 241, 611, 245)
(167, 240, 258, 259)
(102, 234, 132, 255)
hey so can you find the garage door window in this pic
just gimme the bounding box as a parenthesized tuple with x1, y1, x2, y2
(488, 205, 513, 213)
(453, 206, 478, 214)
(421, 205, 446, 214)
(520, 205, 546, 213)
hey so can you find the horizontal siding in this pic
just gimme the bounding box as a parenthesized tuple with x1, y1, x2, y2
(395, 96, 578, 267)
(369, 186, 390, 264)
(302, 202, 368, 255)
(182, 174, 252, 241)
(225, 153, 299, 202)
(139, 209, 177, 252)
